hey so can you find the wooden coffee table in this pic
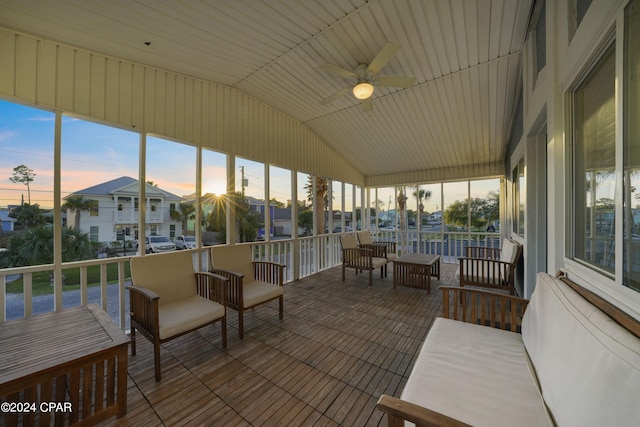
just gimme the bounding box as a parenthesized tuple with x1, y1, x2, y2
(393, 253, 441, 293)
(0, 304, 129, 426)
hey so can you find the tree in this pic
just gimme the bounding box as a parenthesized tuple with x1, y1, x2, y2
(63, 195, 95, 229)
(209, 191, 262, 242)
(298, 210, 313, 235)
(412, 187, 432, 226)
(304, 176, 329, 235)
(170, 201, 196, 235)
(9, 203, 46, 229)
(444, 196, 499, 230)
(9, 164, 36, 205)
(0, 226, 94, 268)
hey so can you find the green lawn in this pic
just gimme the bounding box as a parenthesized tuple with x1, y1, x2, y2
(6, 263, 131, 296)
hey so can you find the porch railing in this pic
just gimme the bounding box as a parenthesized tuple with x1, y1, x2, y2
(0, 231, 501, 328)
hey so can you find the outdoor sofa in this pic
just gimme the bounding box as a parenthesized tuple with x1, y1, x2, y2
(377, 271, 640, 426)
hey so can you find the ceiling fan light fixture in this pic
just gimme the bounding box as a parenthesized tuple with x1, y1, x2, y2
(353, 81, 374, 99)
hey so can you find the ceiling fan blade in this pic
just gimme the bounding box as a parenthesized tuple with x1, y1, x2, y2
(366, 42, 400, 75)
(361, 98, 373, 112)
(320, 63, 357, 79)
(376, 76, 416, 88)
(320, 87, 351, 105)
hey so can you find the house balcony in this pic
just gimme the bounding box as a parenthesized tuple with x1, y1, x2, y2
(114, 210, 163, 224)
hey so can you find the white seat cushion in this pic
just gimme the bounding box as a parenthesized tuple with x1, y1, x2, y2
(243, 280, 283, 308)
(158, 295, 225, 340)
(522, 273, 640, 426)
(402, 317, 551, 427)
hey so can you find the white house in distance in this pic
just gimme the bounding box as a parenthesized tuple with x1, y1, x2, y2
(64, 176, 183, 244)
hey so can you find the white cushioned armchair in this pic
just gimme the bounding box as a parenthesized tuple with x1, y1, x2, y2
(209, 244, 284, 339)
(129, 251, 228, 381)
(456, 238, 522, 295)
(340, 234, 388, 286)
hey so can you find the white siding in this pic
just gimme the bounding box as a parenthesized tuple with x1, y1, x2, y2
(0, 28, 364, 186)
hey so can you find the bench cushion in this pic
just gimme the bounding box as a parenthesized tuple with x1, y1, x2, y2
(158, 295, 225, 340)
(402, 317, 551, 427)
(243, 280, 283, 308)
(522, 273, 640, 426)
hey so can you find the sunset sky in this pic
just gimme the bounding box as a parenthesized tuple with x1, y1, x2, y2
(1, 98, 499, 214)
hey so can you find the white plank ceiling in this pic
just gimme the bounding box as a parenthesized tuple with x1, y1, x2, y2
(0, 0, 533, 179)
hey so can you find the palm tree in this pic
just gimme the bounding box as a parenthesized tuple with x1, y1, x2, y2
(170, 202, 196, 235)
(11, 203, 46, 229)
(412, 186, 432, 227)
(305, 176, 329, 235)
(63, 195, 95, 230)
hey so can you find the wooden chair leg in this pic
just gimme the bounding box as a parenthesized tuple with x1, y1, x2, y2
(238, 307, 244, 339)
(130, 326, 137, 356)
(221, 317, 227, 348)
(154, 340, 162, 382)
(279, 296, 284, 320)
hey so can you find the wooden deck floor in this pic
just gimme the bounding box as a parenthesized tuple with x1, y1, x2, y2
(100, 262, 458, 426)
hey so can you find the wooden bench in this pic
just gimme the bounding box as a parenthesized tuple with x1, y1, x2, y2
(377, 272, 640, 426)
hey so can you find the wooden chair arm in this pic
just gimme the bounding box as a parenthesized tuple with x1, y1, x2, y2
(359, 243, 388, 258)
(209, 268, 244, 307)
(376, 394, 470, 427)
(464, 246, 501, 259)
(253, 261, 285, 286)
(128, 285, 159, 301)
(195, 272, 228, 305)
(440, 286, 529, 333)
(342, 247, 373, 269)
(128, 286, 160, 337)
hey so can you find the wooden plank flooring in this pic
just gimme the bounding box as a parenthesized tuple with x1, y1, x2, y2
(99, 262, 458, 426)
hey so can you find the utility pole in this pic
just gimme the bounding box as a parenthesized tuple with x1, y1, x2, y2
(239, 166, 247, 242)
(240, 166, 246, 197)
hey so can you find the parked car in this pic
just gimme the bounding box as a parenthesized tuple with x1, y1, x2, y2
(144, 235, 176, 253)
(174, 235, 197, 249)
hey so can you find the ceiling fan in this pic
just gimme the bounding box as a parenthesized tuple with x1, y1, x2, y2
(319, 42, 416, 112)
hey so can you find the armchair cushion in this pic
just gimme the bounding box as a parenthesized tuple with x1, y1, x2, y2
(158, 295, 226, 340)
(210, 244, 255, 280)
(341, 233, 359, 249)
(130, 251, 197, 303)
(243, 281, 284, 308)
(499, 238, 519, 264)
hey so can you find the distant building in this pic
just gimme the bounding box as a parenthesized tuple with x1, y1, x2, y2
(64, 176, 183, 243)
(0, 209, 17, 232)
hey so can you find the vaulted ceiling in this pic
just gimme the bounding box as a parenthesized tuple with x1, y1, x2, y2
(0, 0, 533, 179)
